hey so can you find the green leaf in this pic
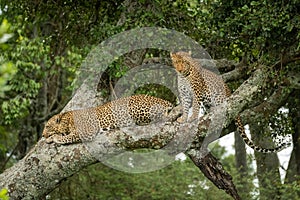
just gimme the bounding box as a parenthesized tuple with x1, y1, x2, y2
(250, 1, 260, 6)
(0, 188, 9, 200)
(0, 19, 13, 44)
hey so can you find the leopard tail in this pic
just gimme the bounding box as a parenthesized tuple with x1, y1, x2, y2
(235, 115, 290, 153)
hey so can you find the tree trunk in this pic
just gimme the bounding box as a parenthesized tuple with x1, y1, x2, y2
(234, 131, 247, 173)
(285, 89, 300, 196)
(234, 130, 250, 197)
(252, 124, 281, 200)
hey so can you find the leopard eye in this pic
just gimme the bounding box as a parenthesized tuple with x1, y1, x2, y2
(184, 61, 190, 68)
(56, 117, 60, 123)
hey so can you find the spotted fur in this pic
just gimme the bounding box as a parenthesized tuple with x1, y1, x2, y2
(43, 95, 173, 144)
(170, 51, 289, 153)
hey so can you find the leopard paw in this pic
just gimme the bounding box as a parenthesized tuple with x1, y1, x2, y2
(189, 112, 199, 121)
(46, 135, 65, 144)
(45, 136, 54, 144)
(177, 115, 188, 123)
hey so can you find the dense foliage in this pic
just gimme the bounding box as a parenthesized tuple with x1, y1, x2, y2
(0, 0, 299, 199)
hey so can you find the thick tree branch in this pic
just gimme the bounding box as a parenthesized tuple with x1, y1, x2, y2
(240, 87, 292, 125)
(0, 141, 96, 199)
(143, 57, 248, 83)
(224, 66, 268, 125)
(221, 60, 249, 82)
(187, 150, 241, 200)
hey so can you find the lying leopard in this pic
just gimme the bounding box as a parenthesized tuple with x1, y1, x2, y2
(170, 51, 289, 153)
(43, 95, 173, 144)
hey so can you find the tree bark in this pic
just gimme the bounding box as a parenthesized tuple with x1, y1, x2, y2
(188, 150, 241, 200)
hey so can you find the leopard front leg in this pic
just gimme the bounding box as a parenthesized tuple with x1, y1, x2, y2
(46, 133, 81, 144)
(189, 96, 200, 121)
(177, 75, 196, 123)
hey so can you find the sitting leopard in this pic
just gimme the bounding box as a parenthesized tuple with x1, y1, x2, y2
(170, 51, 289, 153)
(43, 95, 173, 144)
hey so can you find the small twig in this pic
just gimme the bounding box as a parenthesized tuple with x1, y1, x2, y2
(109, 80, 118, 100)
(0, 144, 18, 172)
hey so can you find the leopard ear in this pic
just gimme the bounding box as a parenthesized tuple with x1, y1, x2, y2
(56, 112, 71, 124)
(56, 115, 61, 123)
(56, 113, 65, 123)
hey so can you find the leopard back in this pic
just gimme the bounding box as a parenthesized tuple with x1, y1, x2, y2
(43, 95, 173, 144)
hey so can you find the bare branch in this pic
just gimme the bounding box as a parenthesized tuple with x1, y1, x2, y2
(221, 61, 249, 82)
(199, 58, 236, 72)
(142, 57, 237, 71)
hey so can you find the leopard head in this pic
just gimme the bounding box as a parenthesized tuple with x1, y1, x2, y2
(170, 51, 192, 76)
(42, 112, 73, 138)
